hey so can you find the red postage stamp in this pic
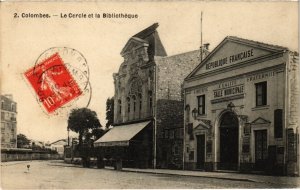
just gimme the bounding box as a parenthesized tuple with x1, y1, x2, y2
(25, 53, 82, 113)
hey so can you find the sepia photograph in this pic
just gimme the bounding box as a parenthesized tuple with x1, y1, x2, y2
(0, 1, 299, 189)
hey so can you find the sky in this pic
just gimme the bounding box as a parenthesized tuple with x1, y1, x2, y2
(1, 2, 298, 143)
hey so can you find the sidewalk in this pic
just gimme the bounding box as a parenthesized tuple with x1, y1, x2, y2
(105, 167, 300, 186)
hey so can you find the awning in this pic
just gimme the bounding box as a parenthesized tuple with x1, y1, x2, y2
(94, 121, 151, 147)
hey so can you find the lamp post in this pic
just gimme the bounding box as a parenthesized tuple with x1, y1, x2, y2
(67, 127, 70, 146)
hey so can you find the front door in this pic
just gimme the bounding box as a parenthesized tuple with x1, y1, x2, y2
(219, 111, 239, 170)
(255, 130, 268, 170)
(196, 135, 205, 169)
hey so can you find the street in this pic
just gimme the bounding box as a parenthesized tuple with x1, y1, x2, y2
(1, 160, 299, 189)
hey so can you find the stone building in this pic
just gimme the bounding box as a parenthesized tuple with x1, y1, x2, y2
(1, 94, 17, 148)
(95, 23, 208, 169)
(183, 36, 299, 176)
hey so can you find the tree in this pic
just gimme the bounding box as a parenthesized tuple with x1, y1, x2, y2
(105, 97, 114, 128)
(67, 108, 101, 146)
(17, 134, 31, 148)
(91, 128, 106, 141)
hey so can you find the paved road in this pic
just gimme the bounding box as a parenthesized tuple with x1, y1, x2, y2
(1, 160, 299, 189)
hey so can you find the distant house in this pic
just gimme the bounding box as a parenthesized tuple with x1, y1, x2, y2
(1, 94, 17, 148)
(50, 139, 68, 155)
(31, 140, 45, 149)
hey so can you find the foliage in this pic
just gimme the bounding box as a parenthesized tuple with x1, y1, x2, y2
(17, 134, 31, 148)
(67, 108, 102, 146)
(105, 97, 114, 128)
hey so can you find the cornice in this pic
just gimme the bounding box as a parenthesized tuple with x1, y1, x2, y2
(184, 63, 285, 92)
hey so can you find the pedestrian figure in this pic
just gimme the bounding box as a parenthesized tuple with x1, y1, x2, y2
(25, 164, 30, 173)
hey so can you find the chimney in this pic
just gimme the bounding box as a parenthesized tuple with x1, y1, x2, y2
(199, 43, 210, 62)
(203, 43, 210, 50)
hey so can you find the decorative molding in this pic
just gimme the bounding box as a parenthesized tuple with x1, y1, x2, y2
(251, 105, 270, 111)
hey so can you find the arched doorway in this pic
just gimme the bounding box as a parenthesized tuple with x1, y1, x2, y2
(219, 111, 239, 170)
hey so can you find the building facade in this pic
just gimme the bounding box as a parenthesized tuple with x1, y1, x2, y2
(1, 94, 17, 148)
(95, 23, 208, 169)
(183, 36, 299, 176)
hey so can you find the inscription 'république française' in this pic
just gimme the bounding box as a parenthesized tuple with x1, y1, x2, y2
(206, 49, 254, 70)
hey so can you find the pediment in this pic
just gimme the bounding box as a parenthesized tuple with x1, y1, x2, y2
(194, 120, 211, 131)
(121, 37, 149, 55)
(187, 36, 287, 78)
(250, 117, 271, 125)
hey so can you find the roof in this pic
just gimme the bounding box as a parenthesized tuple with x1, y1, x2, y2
(226, 36, 288, 51)
(1, 95, 17, 111)
(155, 49, 208, 100)
(133, 23, 159, 39)
(94, 121, 151, 147)
(121, 23, 167, 57)
(50, 139, 67, 145)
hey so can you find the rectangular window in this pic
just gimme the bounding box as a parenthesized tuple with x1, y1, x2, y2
(274, 109, 283, 138)
(197, 95, 205, 115)
(189, 151, 194, 161)
(255, 82, 267, 106)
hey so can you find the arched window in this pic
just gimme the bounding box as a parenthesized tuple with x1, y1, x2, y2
(132, 96, 136, 112)
(220, 112, 238, 128)
(118, 99, 122, 114)
(138, 93, 142, 111)
(127, 97, 131, 113)
(149, 91, 153, 113)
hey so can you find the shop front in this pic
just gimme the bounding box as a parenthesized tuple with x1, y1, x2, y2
(94, 121, 153, 169)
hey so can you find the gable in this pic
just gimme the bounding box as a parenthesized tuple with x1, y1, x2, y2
(121, 37, 149, 56)
(188, 36, 287, 78)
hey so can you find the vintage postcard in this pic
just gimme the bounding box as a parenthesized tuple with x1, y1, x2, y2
(0, 1, 299, 189)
